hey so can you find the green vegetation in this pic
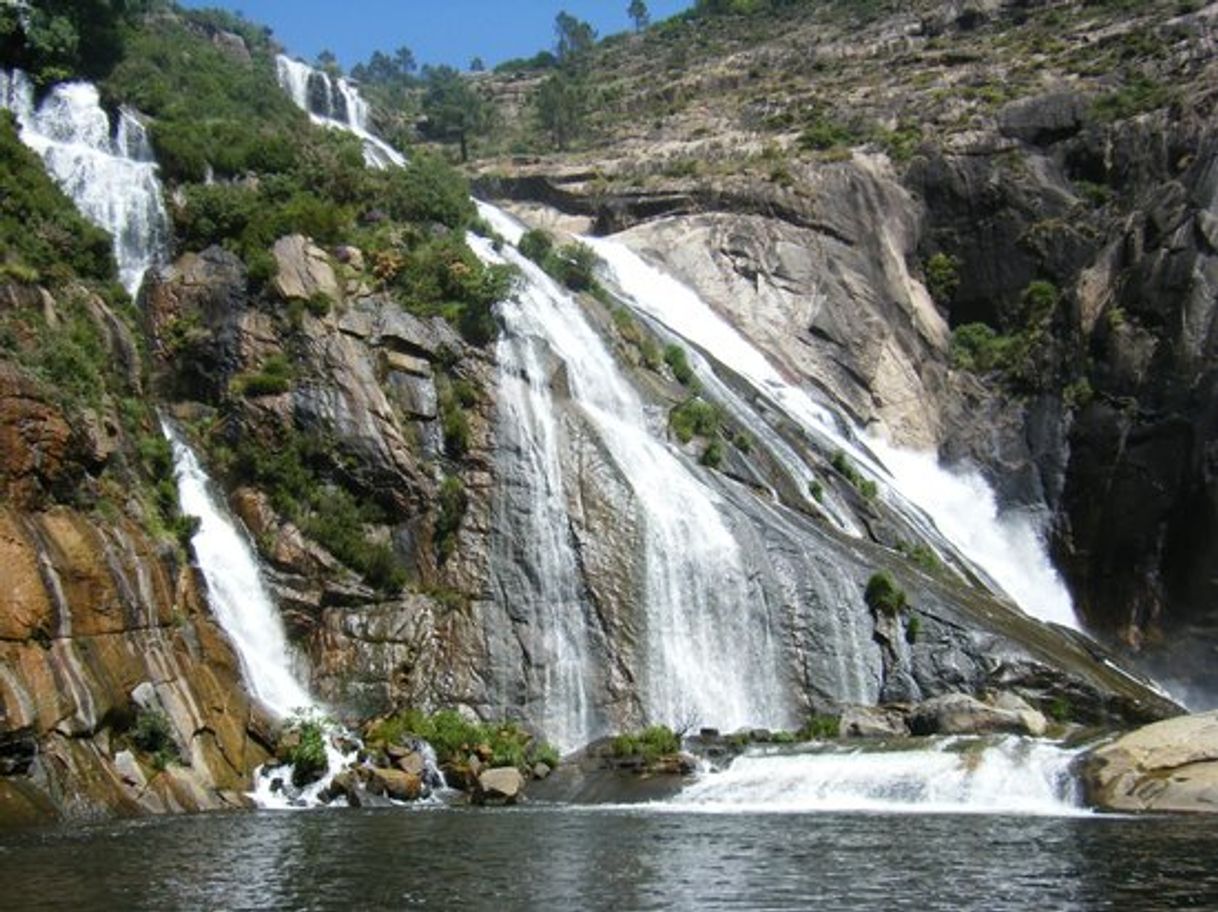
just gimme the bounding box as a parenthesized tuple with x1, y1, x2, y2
(664, 344, 697, 386)
(1047, 696, 1072, 723)
(131, 707, 177, 771)
(1092, 73, 1174, 121)
(896, 540, 940, 573)
(808, 479, 825, 503)
(367, 709, 558, 772)
(0, 115, 115, 286)
(950, 322, 1018, 373)
(800, 714, 840, 740)
(225, 429, 407, 593)
(905, 614, 922, 645)
(830, 450, 877, 499)
(283, 714, 330, 788)
(924, 252, 960, 306)
(669, 397, 721, 444)
(434, 476, 468, 563)
(437, 371, 477, 459)
(235, 354, 293, 398)
(612, 725, 681, 762)
(515, 229, 599, 294)
(419, 65, 491, 162)
(864, 570, 908, 616)
(700, 438, 724, 468)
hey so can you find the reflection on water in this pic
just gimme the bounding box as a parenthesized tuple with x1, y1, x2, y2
(4, 808, 1218, 911)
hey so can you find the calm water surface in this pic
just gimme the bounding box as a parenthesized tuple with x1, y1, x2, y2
(2, 807, 1216, 911)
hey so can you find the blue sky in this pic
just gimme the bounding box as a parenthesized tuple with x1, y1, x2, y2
(180, 1, 695, 71)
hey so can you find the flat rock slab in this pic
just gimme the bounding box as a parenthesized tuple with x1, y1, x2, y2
(1083, 711, 1218, 813)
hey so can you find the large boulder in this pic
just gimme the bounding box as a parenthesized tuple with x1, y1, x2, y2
(474, 767, 525, 805)
(272, 235, 340, 303)
(366, 767, 424, 802)
(840, 705, 910, 739)
(909, 693, 1045, 737)
(1082, 711, 1218, 814)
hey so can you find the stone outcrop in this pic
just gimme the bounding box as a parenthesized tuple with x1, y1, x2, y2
(146, 243, 498, 720)
(272, 234, 341, 303)
(1082, 711, 1218, 814)
(0, 505, 273, 827)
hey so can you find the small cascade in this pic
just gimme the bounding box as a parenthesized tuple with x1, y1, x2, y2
(473, 205, 793, 740)
(0, 69, 169, 296)
(668, 739, 1084, 816)
(167, 423, 448, 807)
(587, 238, 1079, 630)
(165, 423, 313, 718)
(274, 55, 405, 169)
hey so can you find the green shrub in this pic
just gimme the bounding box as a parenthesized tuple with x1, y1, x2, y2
(897, 540, 940, 573)
(801, 714, 840, 740)
(864, 570, 908, 616)
(131, 708, 178, 770)
(518, 228, 554, 265)
(367, 709, 556, 773)
(284, 716, 330, 788)
(906, 614, 922, 645)
(612, 725, 681, 762)
(950, 323, 1018, 373)
(925, 252, 960, 305)
(236, 354, 293, 397)
(809, 480, 825, 503)
(701, 439, 724, 468)
(669, 397, 721, 443)
(0, 114, 116, 285)
(664, 344, 696, 386)
(434, 476, 468, 563)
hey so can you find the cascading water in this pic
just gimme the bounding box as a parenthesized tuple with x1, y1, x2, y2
(666, 738, 1085, 816)
(0, 69, 169, 296)
(587, 237, 1079, 630)
(472, 205, 793, 742)
(274, 55, 405, 169)
(164, 423, 314, 718)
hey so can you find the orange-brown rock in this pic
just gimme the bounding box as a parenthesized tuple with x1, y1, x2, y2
(0, 506, 271, 827)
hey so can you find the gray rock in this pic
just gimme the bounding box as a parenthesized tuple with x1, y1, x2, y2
(475, 767, 525, 805)
(1082, 711, 1218, 814)
(840, 705, 910, 738)
(909, 693, 1040, 737)
(272, 234, 340, 303)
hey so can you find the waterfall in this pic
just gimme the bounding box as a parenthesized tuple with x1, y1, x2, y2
(0, 69, 169, 297)
(587, 237, 1079, 631)
(274, 55, 405, 169)
(473, 205, 793, 742)
(668, 738, 1084, 816)
(164, 423, 314, 719)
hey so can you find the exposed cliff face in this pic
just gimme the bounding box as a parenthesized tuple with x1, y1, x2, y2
(472, 0, 1218, 702)
(145, 240, 497, 719)
(0, 313, 271, 828)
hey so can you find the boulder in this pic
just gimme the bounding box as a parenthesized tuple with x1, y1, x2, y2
(909, 693, 1040, 737)
(272, 235, 340, 303)
(474, 767, 525, 805)
(366, 767, 424, 802)
(840, 705, 910, 739)
(997, 91, 1088, 146)
(395, 751, 427, 777)
(1082, 711, 1218, 814)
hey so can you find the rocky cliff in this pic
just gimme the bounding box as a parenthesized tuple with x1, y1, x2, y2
(471, 0, 1218, 702)
(0, 285, 271, 828)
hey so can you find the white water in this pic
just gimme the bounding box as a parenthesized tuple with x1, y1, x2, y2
(165, 423, 314, 719)
(274, 55, 405, 169)
(667, 738, 1084, 816)
(474, 204, 790, 738)
(588, 237, 1079, 630)
(0, 69, 168, 296)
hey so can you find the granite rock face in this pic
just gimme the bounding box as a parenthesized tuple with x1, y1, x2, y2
(1083, 711, 1218, 814)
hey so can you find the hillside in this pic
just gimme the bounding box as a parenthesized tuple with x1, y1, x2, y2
(0, 0, 1206, 828)
(468, 0, 1218, 697)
